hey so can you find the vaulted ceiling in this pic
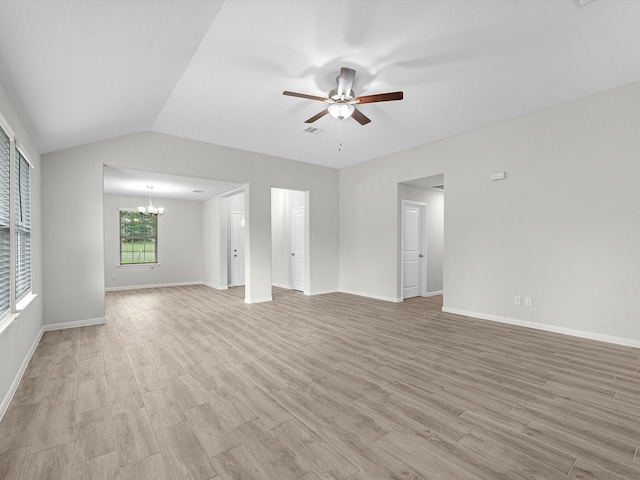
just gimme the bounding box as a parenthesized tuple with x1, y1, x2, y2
(0, 0, 639, 169)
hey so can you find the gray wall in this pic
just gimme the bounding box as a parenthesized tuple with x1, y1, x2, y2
(103, 193, 203, 290)
(341, 81, 640, 345)
(42, 131, 340, 324)
(0, 79, 43, 417)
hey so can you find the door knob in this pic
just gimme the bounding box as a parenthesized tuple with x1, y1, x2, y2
(291, 253, 295, 256)
(234, 254, 237, 257)
(419, 254, 424, 258)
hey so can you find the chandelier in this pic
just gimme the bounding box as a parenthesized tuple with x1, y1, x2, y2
(138, 186, 164, 216)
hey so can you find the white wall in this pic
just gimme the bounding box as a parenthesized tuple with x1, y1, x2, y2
(103, 193, 203, 290)
(43, 153, 105, 325)
(398, 184, 444, 294)
(271, 188, 305, 289)
(42, 132, 339, 323)
(202, 195, 228, 290)
(0, 79, 43, 418)
(341, 81, 640, 345)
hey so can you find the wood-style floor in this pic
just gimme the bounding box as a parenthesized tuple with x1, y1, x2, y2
(1, 285, 640, 479)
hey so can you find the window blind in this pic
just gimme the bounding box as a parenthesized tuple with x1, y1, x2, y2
(15, 149, 30, 299)
(0, 127, 10, 315)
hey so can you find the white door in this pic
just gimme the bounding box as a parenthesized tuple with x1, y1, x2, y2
(291, 206, 305, 291)
(402, 202, 424, 299)
(232, 212, 245, 287)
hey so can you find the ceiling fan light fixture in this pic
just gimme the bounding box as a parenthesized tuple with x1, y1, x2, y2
(328, 102, 354, 120)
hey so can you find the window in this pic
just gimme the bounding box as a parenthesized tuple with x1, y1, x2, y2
(119, 210, 157, 264)
(0, 126, 10, 316)
(15, 149, 31, 298)
(0, 110, 34, 325)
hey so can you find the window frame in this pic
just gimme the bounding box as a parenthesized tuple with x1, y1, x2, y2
(0, 107, 35, 333)
(0, 116, 13, 319)
(14, 147, 31, 301)
(118, 208, 159, 266)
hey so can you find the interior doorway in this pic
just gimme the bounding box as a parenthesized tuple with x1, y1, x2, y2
(102, 166, 244, 292)
(271, 188, 307, 292)
(398, 174, 445, 300)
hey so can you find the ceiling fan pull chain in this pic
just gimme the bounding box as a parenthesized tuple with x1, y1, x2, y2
(338, 120, 343, 152)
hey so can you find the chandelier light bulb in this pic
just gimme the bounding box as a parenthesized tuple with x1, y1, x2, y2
(138, 186, 164, 216)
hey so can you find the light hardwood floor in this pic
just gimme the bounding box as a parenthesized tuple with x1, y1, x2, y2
(1, 285, 640, 479)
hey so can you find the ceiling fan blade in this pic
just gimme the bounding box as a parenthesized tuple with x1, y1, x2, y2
(355, 91, 404, 104)
(337, 67, 356, 97)
(305, 109, 329, 123)
(351, 108, 371, 125)
(283, 91, 328, 102)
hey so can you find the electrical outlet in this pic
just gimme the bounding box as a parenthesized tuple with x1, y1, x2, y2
(436, 275, 441, 283)
(514, 296, 521, 305)
(525, 297, 532, 307)
(111, 273, 117, 279)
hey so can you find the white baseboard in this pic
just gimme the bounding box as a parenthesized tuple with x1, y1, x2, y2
(424, 290, 444, 297)
(442, 307, 640, 349)
(339, 289, 403, 303)
(307, 289, 339, 296)
(105, 281, 203, 292)
(271, 285, 340, 296)
(244, 296, 273, 304)
(203, 282, 228, 291)
(44, 316, 106, 331)
(0, 326, 44, 421)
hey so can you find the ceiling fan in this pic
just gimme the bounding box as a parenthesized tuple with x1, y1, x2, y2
(283, 67, 403, 125)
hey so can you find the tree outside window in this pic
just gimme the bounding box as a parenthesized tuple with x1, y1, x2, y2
(120, 210, 157, 264)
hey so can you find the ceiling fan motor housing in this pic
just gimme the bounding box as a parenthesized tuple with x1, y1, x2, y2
(329, 88, 355, 102)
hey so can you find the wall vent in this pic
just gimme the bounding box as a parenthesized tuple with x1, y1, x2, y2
(192, 189, 205, 193)
(572, 0, 597, 9)
(303, 126, 323, 135)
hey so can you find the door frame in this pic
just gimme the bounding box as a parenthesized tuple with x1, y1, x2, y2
(401, 199, 428, 299)
(230, 210, 245, 287)
(291, 205, 305, 292)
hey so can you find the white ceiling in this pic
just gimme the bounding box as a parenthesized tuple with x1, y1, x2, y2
(403, 174, 445, 190)
(103, 166, 243, 201)
(1, 0, 640, 170)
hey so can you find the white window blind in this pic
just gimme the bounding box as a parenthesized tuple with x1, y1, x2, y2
(15, 149, 30, 299)
(0, 126, 10, 315)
